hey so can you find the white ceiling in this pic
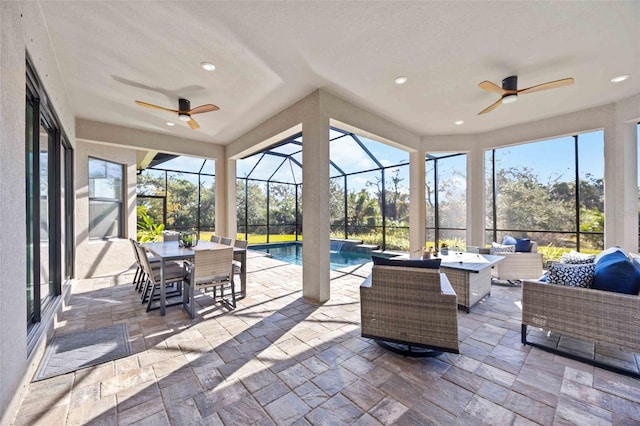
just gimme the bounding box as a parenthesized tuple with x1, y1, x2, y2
(39, 1, 639, 145)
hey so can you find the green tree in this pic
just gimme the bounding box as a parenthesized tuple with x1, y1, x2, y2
(166, 172, 198, 229)
(269, 183, 297, 233)
(347, 189, 378, 235)
(237, 179, 268, 234)
(330, 178, 346, 227)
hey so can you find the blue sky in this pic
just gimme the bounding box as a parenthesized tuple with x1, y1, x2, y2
(153, 126, 638, 188)
(492, 130, 605, 184)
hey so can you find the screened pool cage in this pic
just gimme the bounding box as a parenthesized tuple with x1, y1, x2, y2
(136, 127, 425, 251)
(236, 128, 414, 251)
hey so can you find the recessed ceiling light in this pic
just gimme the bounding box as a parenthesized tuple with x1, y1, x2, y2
(455, 120, 464, 125)
(394, 76, 408, 85)
(166, 122, 175, 126)
(200, 62, 216, 71)
(611, 74, 629, 83)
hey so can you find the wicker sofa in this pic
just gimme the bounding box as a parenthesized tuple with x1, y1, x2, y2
(360, 263, 459, 354)
(522, 279, 640, 374)
(480, 241, 543, 282)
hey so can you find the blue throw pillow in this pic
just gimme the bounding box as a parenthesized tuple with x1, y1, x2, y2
(502, 235, 517, 246)
(594, 246, 626, 263)
(515, 238, 532, 253)
(372, 255, 441, 269)
(592, 250, 640, 295)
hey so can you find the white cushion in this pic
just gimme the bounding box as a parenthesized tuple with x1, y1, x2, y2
(490, 242, 516, 255)
(560, 250, 596, 264)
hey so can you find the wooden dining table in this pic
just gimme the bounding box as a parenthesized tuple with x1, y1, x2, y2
(143, 240, 247, 316)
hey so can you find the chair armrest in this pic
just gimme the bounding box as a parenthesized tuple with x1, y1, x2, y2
(361, 274, 372, 288)
(440, 273, 455, 296)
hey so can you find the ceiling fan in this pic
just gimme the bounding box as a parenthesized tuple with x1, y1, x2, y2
(135, 98, 219, 129)
(477, 75, 574, 115)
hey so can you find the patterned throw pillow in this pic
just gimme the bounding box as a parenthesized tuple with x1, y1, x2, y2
(560, 250, 596, 264)
(490, 242, 516, 255)
(548, 262, 596, 288)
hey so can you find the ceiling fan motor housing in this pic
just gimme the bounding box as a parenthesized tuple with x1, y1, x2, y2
(178, 98, 191, 112)
(502, 76, 518, 91)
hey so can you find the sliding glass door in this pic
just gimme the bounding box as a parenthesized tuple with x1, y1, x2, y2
(26, 58, 73, 330)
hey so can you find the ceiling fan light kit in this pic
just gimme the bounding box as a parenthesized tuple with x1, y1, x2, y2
(477, 75, 574, 115)
(502, 94, 518, 104)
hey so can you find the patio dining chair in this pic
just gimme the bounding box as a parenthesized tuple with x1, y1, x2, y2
(136, 242, 185, 312)
(220, 237, 233, 246)
(129, 238, 160, 291)
(232, 239, 248, 284)
(210, 235, 221, 243)
(162, 231, 181, 242)
(183, 246, 235, 317)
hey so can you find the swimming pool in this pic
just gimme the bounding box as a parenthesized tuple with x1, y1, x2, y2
(251, 242, 372, 270)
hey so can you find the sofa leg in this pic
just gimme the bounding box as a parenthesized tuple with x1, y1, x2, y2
(521, 324, 528, 345)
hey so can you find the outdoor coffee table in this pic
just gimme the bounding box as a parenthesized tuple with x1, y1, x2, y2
(437, 252, 504, 312)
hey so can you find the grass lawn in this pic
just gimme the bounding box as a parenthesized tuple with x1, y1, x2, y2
(199, 232, 301, 245)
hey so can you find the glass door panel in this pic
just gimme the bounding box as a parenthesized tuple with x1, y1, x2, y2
(26, 98, 35, 324)
(39, 121, 52, 307)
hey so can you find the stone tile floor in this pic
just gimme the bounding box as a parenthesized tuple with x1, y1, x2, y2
(11, 253, 640, 425)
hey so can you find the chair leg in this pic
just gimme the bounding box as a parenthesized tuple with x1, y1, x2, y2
(229, 280, 236, 309)
(184, 280, 195, 318)
(133, 267, 141, 289)
(141, 278, 152, 303)
(146, 284, 158, 312)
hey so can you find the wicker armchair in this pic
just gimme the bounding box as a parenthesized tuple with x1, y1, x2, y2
(360, 264, 459, 354)
(482, 241, 543, 282)
(522, 279, 640, 374)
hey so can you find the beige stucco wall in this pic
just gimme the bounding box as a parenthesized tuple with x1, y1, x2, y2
(74, 140, 138, 279)
(0, 1, 75, 421)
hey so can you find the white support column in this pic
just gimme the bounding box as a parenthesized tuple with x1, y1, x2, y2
(302, 95, 330, 302)
(225, 158, 237, 239)
(467, 146, 486, 248)
(215, 157, 228, 237)
(409, 150, 426, 257)
(604, 110, 638, 252)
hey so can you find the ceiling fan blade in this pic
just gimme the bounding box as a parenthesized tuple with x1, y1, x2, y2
(478, 81, 506, 94)
(187, 118, 200, 130)
(518, 78, 574, 94)
(135, 100, 178, 113)
(189, 104, 220, 115)
(478, 98, 503, 115)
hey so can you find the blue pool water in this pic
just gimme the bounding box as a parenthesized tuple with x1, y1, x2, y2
(251, 242, 371, 270)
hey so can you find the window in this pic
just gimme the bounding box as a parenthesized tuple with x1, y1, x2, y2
(485, 130, 604, 252)
(425, 153, 467, 248)
(89, 157, 124, 239)
(137, 155, 216, 239)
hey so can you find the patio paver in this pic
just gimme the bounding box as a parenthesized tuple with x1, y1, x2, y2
(11, 254, 640, 425)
